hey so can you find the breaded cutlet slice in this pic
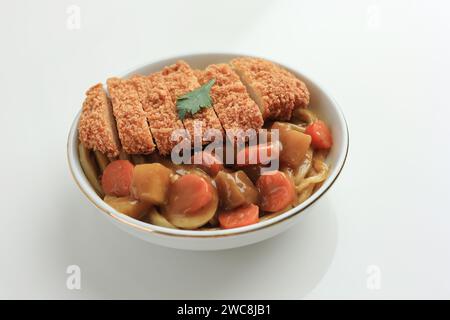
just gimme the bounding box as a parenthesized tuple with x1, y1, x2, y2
(156, 60, 223, 143)
(78, 83, 121, 158)
(195, 64, 263, 137)
(107, 77, 155, 155)
(131, 74, 185, 156)
(230, 57, 310, 120)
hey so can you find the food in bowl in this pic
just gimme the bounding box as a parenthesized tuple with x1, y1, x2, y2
(76, 57, 333, 231)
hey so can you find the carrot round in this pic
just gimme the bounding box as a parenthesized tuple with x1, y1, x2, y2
(236, 143, 274, 166)
(191, 151, 223, 176)
(256, 171, 296, 212)
(101, 160, 134, 197)
(305, 120, 333, 149)
(168, 174, 213, 215)
(218, 204, 259, 229)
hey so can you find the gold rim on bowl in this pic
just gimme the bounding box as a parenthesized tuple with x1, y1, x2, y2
(67, 54, 349, 239)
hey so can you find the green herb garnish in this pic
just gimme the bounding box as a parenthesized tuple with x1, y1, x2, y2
(176, 79, 215, 120)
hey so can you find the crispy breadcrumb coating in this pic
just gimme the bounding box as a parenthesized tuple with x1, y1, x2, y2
(79, 57, 310, 159)
(107, 77, 155, 154)
(195, 64, 263, 137)
(230, 57, 310, 120)
(132, 74, 185, 155)
(155, 60, 223, 143)
(78, 84, 120, 158)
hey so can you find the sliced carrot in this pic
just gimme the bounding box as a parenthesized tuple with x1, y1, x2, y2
(168, 174, 213, 215)
(235, 143, 275, 166)
(218, 204, 259, 229)
(305, 120, 333, 149)
(101, 160, 134, 197)
(191, 151, 223, 176)
(256, 171, 296, 212)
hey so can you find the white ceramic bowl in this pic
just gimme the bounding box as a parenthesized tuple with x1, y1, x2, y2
(67, 53, 349, 250)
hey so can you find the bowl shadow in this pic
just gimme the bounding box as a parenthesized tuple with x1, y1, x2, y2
(55, 189, 338, 299)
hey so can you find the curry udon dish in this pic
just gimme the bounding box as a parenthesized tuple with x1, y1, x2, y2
(77, 57, 333, 230)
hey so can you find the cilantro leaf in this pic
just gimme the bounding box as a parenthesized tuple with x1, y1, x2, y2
(176, 79, 215, 120)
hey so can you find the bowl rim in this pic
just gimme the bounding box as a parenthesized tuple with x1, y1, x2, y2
(67, 52, 349, 238)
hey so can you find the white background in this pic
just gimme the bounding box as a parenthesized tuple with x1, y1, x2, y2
(1, 0, 449, 299)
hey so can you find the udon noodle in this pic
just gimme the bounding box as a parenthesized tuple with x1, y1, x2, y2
(261, 108, 330, 222)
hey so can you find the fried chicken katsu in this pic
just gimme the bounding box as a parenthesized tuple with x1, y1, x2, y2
(155, 61, 223, 144)
(195, 63, 263, 138)
(78, 57, 310, 157)
(78, 84, 121, 158)
(230, 57, 310, 120)
(107, 77, 155, 155)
